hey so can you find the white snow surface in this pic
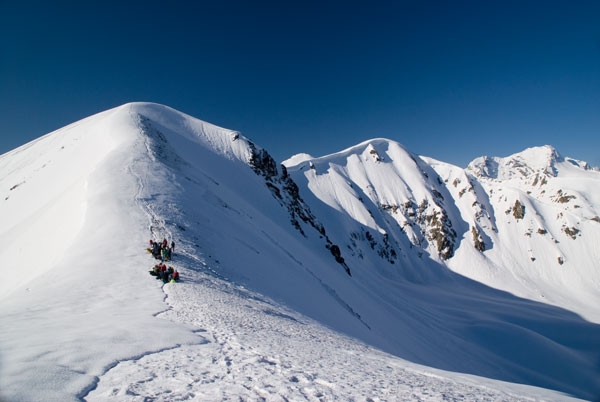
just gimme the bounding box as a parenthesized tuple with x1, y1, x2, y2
(0, 103, 598, 402)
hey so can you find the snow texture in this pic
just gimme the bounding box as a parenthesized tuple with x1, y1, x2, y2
(0, 103, 598, 402)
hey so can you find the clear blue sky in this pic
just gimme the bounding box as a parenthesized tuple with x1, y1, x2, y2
(1, 1, 599, 167)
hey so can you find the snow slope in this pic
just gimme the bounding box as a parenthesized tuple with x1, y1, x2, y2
(285, 140, 600, 320)
(0, 103, 598, 401)
(284, 139, 600, 399)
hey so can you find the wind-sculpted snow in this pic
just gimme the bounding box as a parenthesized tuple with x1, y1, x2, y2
(1, 103, 599, 401)
(128, 102, 252, 164)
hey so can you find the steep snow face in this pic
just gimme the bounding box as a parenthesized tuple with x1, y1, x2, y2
(286, 140, 600, 323)
(1, 104, 600, 401)
(284, 138, 464, 270)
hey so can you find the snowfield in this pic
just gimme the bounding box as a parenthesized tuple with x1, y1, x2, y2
(88, 272, 580, 402)
(0, 103, 598, 402)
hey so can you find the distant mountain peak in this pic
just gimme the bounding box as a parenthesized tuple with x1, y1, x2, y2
(466, 145, 564, 180)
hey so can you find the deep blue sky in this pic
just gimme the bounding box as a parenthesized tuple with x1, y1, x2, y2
(1, 1, 599, 167)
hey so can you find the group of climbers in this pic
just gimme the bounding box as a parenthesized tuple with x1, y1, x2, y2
(149, 262, 179, 283)
(149, 238, 175, 261)
(147, 238, 180, 283)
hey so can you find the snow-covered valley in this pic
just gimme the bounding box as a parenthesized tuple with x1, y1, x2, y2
(0, 103, 598, 401)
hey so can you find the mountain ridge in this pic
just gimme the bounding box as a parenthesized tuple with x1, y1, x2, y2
(283, 135, 599, 317)
(1, 102, 599, 401)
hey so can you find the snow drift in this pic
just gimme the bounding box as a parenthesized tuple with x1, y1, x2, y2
(0, 102, 598, 401)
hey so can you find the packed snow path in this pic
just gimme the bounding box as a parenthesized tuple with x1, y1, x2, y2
(86, 269, 572, 402)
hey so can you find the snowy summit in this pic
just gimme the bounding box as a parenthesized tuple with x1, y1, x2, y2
(0, 102, 599, 402)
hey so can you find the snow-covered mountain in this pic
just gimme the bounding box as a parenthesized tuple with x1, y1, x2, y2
(284, 140, 600, 323)
(0, 103, 598, 402)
